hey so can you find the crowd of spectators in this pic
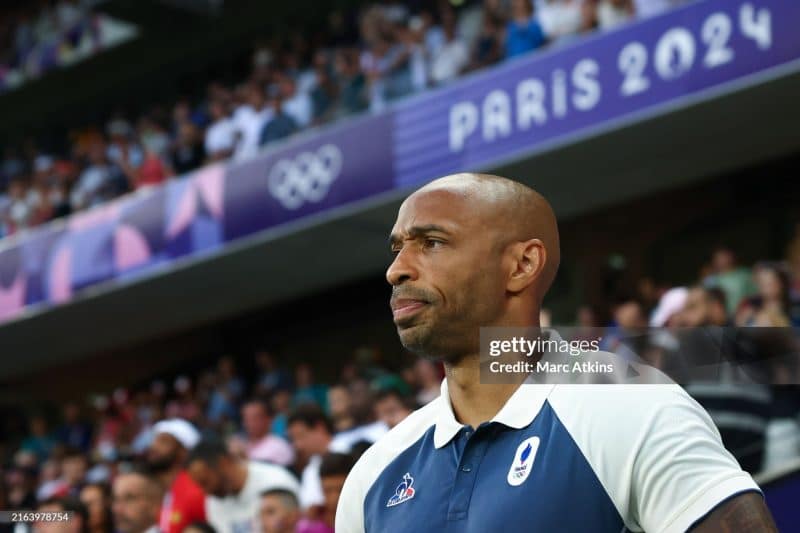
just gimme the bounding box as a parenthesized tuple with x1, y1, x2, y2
(0, 0, 135, 93)
(1, 237, 799, 533)
(0, 0, 689, 239)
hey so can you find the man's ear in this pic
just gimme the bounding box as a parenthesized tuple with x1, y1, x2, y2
(507, 238, 546, 293)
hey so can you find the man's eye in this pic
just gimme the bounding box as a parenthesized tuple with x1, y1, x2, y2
(423, 238, 444, 249)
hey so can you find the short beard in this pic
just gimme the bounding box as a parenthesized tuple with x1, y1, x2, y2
(398, 324, 476, 365)
(146, 452, 178, 473)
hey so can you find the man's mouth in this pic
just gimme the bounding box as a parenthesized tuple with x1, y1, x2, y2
(390, 298, 429, 322)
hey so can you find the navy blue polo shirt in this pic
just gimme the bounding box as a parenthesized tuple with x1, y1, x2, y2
(336, 376, 760, 533)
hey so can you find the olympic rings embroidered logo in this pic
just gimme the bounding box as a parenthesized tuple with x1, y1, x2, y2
(267, 144, 343, 210)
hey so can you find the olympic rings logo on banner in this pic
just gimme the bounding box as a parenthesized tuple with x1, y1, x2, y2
(267, 144, 343, 210)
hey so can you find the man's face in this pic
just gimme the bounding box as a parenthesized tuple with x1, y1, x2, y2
(387, 189, 506, 361)
(259, 495, 298, 533)
(242, 403, 270, 440)
(375, 396, 411, 428)
(682, 288, 710, 327)
(146, 433, 181, 472)
(112, 475, 158, 533)
(187, 460, 227, 498)
(33, 503, 79, 533)
(61, 456, 87, 486)
(287, 422, 325, 460)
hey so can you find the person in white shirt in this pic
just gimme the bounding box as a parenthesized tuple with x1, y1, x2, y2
(111, 470, 163, 533)
(232, 83, 274, 161)
(429, 17, 469, 86)
(279, 76, 313, 128)
(596, 0, 634, 30)
(204, 99, 236, 162)
(187, 438, 300, 533)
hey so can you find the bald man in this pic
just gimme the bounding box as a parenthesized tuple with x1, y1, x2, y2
(335, 174, 775, 532)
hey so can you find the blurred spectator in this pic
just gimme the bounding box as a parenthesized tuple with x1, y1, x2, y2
(79, 482, 113, 533)
(469, 11, 503, 71)
(69, 142, 128, 212)
(286, 406, 334, 510)
(55, 403, 92, 453)
(171, 122, 205, 176)
(318, 453, 355, 531)
(145, 419, 206, 533)
(292, 364, 328, 411)
(258, 488, 299, 533)
(270, 389, 292, 439)
(21, 415, 56, 462)
(259, 92, 298, 147)
(374, 388, 415, 429)
(60, 447, 89, 498)
(111, 471, 162, 533)
(633, 0, 688, 18)
(34, 496, 88, 533)
(279, 76, 313, 129)
(505, 0, 546, 58)
(429, 12, 469, 86)
(206, 356, 245, 427)
(186, 438, 299, 533)
(333, 49, 367, 118)
(703, 246, 757, 316)
(737, 262, 796, 327)
(231, 398, 294, 466)
(649, 287, 687, 328)
(106, 119, 144, 170)
(595, 0, 635, 30)
(413, 359, 441, 405)
(536, 0, 594, 43)
(253, 351, 293, 396)
(204, 99, 236, 162)
(165, 376, 202, 424)
(681, 287, 730, 328)
(232, 83, 273, 161)
(327, 385, 355, 433)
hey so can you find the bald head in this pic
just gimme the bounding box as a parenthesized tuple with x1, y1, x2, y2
(414, 173, 560, 296)
(388, 173, 560, 362)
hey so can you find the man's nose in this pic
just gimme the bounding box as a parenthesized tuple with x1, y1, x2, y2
(386, 247, 418, 286)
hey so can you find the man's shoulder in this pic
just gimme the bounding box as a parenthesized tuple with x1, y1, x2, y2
(548, 383, 701, 424)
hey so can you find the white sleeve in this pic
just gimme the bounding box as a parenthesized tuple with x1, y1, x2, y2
(549, 385, 761, 533)
(631, 392, 761, 533)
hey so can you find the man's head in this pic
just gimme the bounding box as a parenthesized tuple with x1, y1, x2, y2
(319, 453, 356, 527)
(258, 489, 301, 533)
(35, 497, 88, 533)
(387, 174, 560, 362)
(286, 406, 334, 461)
(61, 448, 88, 487)
(682, 286, 729, 327)
(111, 471, 162, 533)
(146, 419, 200, 473)
(242, 398, 273, 441)
(186, 438, 239, 498)
(374, 389, 415, 428)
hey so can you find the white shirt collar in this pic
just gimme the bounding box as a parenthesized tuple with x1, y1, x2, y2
(432, 330, 563, 448)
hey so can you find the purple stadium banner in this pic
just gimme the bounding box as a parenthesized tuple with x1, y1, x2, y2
(0, 0, 798, 324)
(393, 0, 800, 186)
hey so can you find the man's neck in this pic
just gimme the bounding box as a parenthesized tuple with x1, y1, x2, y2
(444, 355, 527, 430)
